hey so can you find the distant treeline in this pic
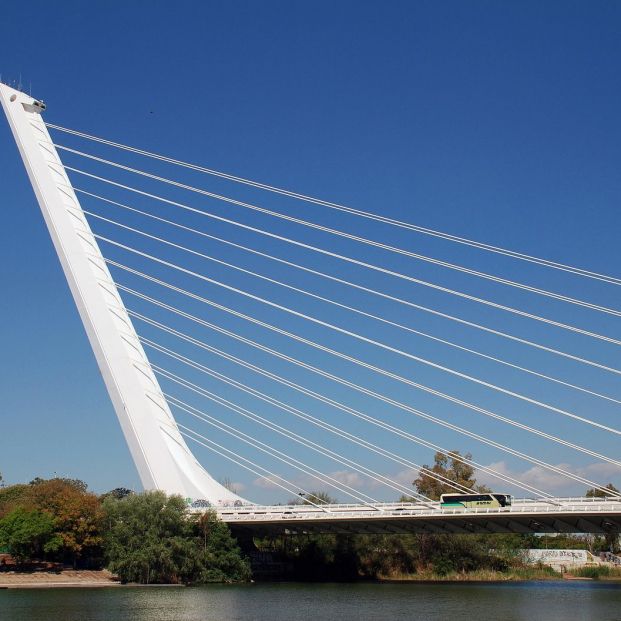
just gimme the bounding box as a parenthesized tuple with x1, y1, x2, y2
(254, 528, 618, 581)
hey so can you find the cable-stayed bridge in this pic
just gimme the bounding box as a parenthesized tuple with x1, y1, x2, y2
(2, 82, 620, 535)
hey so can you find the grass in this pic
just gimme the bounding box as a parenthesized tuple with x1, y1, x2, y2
(379, 564, 621, 582)
(567, 565, 621, 580)
(379, 566, 561, 582)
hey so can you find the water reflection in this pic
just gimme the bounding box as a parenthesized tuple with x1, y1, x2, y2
(2, 581, 621, 621)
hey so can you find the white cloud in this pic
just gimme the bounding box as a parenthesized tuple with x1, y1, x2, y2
(581, 461, 621, 479)
(326, 470, 364, 487)
(253, 469, 366, 498)
(253, 475, 283, 489)
(393, 468, 420, 487)
(476, 460, 621, 496)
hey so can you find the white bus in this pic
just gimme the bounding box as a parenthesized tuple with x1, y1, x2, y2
(440, 493, 513, 509)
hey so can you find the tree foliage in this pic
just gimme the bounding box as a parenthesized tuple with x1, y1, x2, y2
(0, 477, 251, 581)
(100, 487, 134, 501)
(586, 483, 620, 498)
(413, 451, 490, 500)
(194, 510, 251, 582)
(103, 491, 197, 584)
(0, 478, 103, 566)
(25, 478, 104, 566)
(103, 491, 250, 584)
(0, 507, 62, 562)
(0, 484, 30, 518)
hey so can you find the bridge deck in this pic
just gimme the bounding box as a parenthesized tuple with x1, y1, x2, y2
(214, 498, 621, 535)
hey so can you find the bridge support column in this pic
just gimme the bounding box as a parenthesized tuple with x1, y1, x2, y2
(0, 83, 244, 506)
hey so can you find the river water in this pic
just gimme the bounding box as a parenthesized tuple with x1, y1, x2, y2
(2, 581, 621, 621)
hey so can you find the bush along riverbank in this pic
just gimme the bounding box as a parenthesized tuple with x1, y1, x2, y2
(0, 478, 249, 585)
(565, 565, 621, 580)
(251, 532, 621, 583)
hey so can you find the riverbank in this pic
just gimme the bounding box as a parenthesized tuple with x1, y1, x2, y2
(377, 566, 621, 583)
(0, 569, 120, 589)
(3, 566, 621, 589)
(378, 568, 557, 582)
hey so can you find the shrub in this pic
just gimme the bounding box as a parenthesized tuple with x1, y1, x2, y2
(103, 492, 250, 584)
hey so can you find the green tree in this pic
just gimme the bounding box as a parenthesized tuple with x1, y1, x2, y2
(413, 451, 490, 500)
(0, 484, 30, 518)
(27, 478, 103, 567)
(100, 487, 134, 501)
(103, 491, 249, 584)
(353, 534, 417, 578)
(586, 483, 620, 498)
(194, 510, 251, 582)
(0, 507, 62, 563)
(103, 491, 195, 584)
(0, 478, 104, 567)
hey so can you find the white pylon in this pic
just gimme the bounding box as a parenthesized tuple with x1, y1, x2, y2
(0, 82, 245, 506)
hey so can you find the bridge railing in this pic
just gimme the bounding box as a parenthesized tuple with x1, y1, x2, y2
(214, 496, 621, 510)
(215, 497, 621, 522)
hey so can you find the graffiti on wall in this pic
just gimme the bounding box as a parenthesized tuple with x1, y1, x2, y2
(523, 549, 593, 566)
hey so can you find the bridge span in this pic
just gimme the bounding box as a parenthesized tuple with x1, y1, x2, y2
(216, 498, 621, 536)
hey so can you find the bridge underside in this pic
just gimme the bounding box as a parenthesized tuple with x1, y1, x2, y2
(227, 512, 621, 537)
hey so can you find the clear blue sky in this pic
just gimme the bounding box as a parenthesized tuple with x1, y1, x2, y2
(1, 1, 620, 502)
